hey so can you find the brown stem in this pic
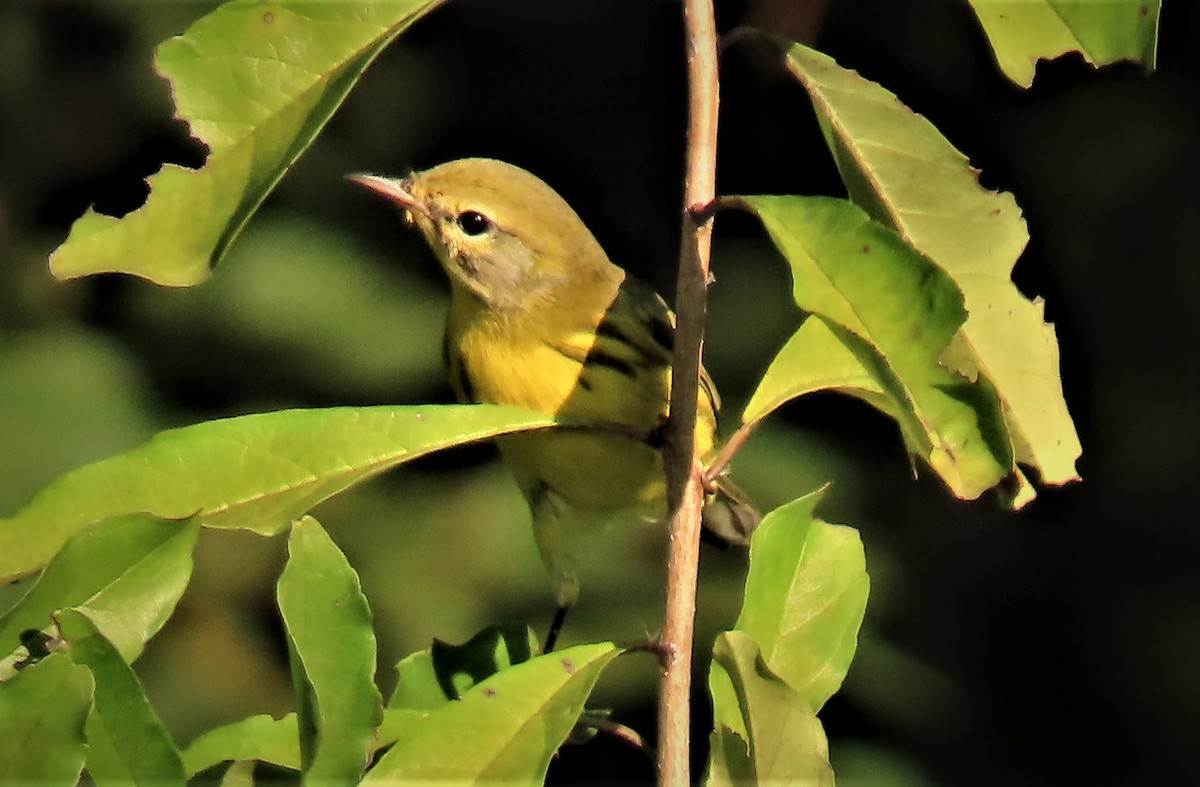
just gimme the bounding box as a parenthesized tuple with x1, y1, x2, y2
(658, 0, 719, 784)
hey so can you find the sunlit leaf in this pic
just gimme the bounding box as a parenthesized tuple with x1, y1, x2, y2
(706, 632, 834, 786)
(782, 42, 1081, 495)
(965, 0, 1160, 87)
(0, 653, 93, 786)
(0, 515, 197, 663)
(736, 195, 1011, 501)
(66, 518, 199, 665)
(374, 708, 433, 752)
(742, 315, 891, 426)
(389, 650, 448, 711)
(0, 404, 554, 583)
(734, 491, 869, 710)
(49, 0, 446, 286)
(364, 643, 622, 784)
(277, 517, 379, 785)
(57, 609, 185, 786)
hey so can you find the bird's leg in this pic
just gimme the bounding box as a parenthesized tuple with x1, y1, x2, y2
(543, 605, 570, 654)
(529, 483, 581, 653)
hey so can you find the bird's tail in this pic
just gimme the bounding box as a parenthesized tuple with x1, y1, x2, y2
(702, 474, 760, 546)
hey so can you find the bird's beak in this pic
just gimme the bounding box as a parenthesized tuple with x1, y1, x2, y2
(346, 173, 422, 214)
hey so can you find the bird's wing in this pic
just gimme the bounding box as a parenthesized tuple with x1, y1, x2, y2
(591, 275, 721, 414)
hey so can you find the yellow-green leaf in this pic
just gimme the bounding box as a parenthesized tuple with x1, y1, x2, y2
(737, 195, 1012, 501)
(365, 643, 622, 785)
(782, 42, 1081, 493)
(706, 632, 834, 787)
(966, 0, 1160, 87)
(742, 315, 892, 427)
(734, 492, 869, 711)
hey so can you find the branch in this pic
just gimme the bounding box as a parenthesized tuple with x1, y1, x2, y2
(658, 0, 719, 784)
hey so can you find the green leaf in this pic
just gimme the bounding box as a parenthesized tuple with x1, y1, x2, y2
(743, 315, 891, 426)
(182, 714, 301, 776)
(428, 624, 540, 700)
(57, 609, 186, 786)
(67, 519, 199, 665)
(965, 0, 1160, 87)
(736, 195, 1011, 501)
(181, 708, 429, 776)
(0, 404, 554, 583)
(0, 653, 93, 786)
(374, 708, 434, 751)
(219, 760, 257, 787)
(706, 631, 834, 787)
(277, 517, 380, 785)
(389, 650, 449, 711)
(365, 642, 622, 785)
(782, 42, 1081, 496)
(0, 515, 197, 663)
(734, 492, 869, 710)
(705, 640, 754, 787)
(49, 0, 446, 286)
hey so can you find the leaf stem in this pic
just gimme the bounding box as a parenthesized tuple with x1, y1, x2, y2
(703, 419, 761, 487)
(659, 0, 719, 784)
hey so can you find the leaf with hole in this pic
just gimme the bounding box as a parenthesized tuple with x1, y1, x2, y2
(781, 42, 1082, 499)
(49, 0, 446, 286)
(965, 0, 1160, 87)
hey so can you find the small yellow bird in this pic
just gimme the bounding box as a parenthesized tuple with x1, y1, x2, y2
(350, 159, 756, 621)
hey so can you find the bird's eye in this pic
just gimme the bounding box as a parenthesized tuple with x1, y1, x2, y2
(456, 211, 492, 236)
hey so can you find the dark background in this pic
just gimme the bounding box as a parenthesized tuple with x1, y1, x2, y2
(1, 1, 1196, 784)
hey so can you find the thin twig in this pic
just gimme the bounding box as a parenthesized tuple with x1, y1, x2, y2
(703, 418, 760, 488)
(592, 716, 656, 757)
(658, 0, 720, 784)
